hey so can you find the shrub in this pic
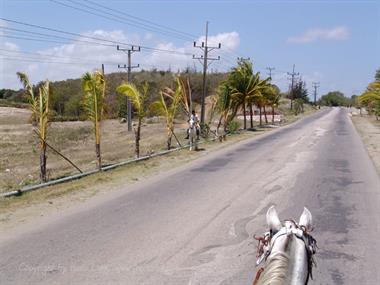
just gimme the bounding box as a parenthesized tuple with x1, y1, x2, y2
(228, 120, 240, 134)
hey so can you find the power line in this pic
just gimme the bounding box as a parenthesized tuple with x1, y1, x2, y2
(0, 48, 109, 62)
(193, 21, 221, 124)
(84, 0, 197, 39)
(0, 55, 106, 66)
(0, 18, 193, 56)
(50, 0, 194, 41)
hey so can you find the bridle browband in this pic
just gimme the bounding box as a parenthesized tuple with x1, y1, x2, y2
(254, 220, 317, 283)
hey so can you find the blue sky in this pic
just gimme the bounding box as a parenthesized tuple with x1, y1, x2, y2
(1, 0, 379, 99)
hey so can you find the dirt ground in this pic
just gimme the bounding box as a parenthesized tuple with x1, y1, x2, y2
(350, 113, 380, 174)
(0, 107, 190, 193)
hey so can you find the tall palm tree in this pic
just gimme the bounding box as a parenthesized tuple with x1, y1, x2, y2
(228, 60, 268, 129)
(260, 82, 280, 124)
(265, 84, 281, 123)
(228, 60, 253, 129)
(151, 76, 183, 150)
(245, 75, 267, 128)
(17, 72, 50, 182)
(117, 82, 149, 158)
(216, 82, 233, 135)
(81, 70, 105, 170)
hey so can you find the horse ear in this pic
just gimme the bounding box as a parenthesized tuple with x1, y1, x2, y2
(266, 206, 282, 232)
(299, 207, 313, 231)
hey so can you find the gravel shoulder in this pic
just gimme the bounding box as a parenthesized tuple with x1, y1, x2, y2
(350, 113, 380, 174)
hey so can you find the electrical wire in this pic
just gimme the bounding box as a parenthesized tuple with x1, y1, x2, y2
(50, 0, 193, 41)
(83, 0, 197, 39)
(0, 18, 193, 56)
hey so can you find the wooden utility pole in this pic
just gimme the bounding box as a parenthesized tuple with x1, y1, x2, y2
(312, 82, 320, 105)
(117, 45, 140, 131)
(287, 64, 299, 110)
(193, 21, 221, 125)
(266, 66, 275, 80)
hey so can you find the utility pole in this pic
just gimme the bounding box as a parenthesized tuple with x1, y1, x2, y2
(312, 82, 320, 105)
(117, 45, 141, 132)
(287, 64, 299, 110)
(193, 21, 221, 125)
(266, 66, 275, 80)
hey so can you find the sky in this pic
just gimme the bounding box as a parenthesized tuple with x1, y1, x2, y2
(0, 0, 379, 99)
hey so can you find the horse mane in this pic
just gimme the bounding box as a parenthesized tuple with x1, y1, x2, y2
(256, 252, 289, 285)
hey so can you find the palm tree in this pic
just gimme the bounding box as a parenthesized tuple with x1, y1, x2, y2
(117, 82, 149, 158)
(151, 76, 183, 150)
(81, 70, 106, 170)
(216, 82, 232, 136)
(228, 60, 254, 129)
(266, 85, 281, 123)
(17, 72, 50, 182)
(228, 60, 269, 129)
(261, 83, 281, 124)
(246, 75, 267, 128)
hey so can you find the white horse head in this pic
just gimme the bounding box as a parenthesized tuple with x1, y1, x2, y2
(255, 206, 316, 285)
(188, 118, 198, 151)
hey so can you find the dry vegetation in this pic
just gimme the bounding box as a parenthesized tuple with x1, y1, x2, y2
(0, 101, 318, 194)
(0, 107, 190, 193)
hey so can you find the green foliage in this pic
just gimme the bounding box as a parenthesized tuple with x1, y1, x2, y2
(359, 81, 380, 119)
(291, 80, 309, 103)
(375, 68, 380, 82)
(151, 76, 184, 149)
(293, 98, 304, 115)
(319, 91, 349, 106)
(16, 72, 50, 182)
(82, 71, 105, 126)
(227, 120, 240, 134)
(64, 94, 83, 118)
(11, 70, 226, 121)
(117, 81, 150, 120)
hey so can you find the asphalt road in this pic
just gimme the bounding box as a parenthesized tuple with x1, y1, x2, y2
(1, 108, 379, 285)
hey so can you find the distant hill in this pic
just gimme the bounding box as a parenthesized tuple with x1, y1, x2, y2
(1, 70, 227, 121)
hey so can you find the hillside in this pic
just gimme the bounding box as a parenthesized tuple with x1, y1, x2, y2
(1, 70, 228, 120)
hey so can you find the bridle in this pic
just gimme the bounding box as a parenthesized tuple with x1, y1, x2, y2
(253, 220, 317, 283)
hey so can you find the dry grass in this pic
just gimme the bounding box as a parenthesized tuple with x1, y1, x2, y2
(0, 104, 319, 194)
(0, 107, 190, 193)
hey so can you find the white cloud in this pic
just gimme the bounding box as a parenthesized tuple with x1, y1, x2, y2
(287, 26, 350, 44)
(198, 31, 240, 50)
(0, 30, 240, 89)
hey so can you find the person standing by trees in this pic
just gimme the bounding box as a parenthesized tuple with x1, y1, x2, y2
(185, 110, 200, 140)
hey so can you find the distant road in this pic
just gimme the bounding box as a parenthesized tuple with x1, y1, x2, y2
(1, 108, 379, 284)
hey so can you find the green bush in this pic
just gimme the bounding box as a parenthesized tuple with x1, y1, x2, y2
(228, 120, 241, 134)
